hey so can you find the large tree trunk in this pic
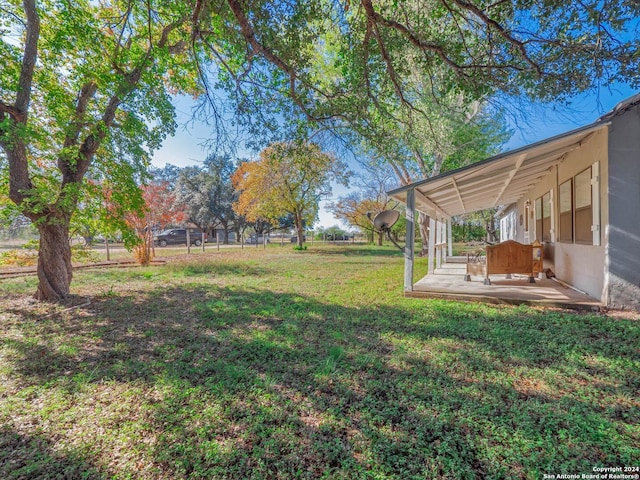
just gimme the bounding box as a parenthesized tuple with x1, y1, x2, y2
(418, 212, 430, 257)
(485, 213, 497, 243)
(295, 213, 304, 248)
(222, 222, 230, 244)
(35, 220, 73, 301)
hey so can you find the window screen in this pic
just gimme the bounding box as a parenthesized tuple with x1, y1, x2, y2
(535, 193, 551, 242)
(542, 192, 551, 242)
(535, 197, 543, 242)
(559, 179, 573, 242)
(574, 168, 592, 244)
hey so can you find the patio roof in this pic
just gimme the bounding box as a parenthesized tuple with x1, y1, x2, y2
(387, 121, 610, 218)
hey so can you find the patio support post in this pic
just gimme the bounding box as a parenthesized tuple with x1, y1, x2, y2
(436, 219, 442, 269)
(447, 218, 453, 258)
(404, 188, 415, 292)
(428, 215, 436, 274)
(441, 219, 446, 265)
(441, 219, 448, 265)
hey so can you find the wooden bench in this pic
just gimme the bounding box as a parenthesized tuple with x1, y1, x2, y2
(465, 240, 539, 285)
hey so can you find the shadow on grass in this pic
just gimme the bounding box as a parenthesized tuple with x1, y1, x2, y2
(308, 246, 403, 257)
(1, 285, 639, 478)
(0, 426, 105, 480)
(166, 261, 273, 278)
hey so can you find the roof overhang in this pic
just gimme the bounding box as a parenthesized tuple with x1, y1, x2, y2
(388, 122, 610, 218)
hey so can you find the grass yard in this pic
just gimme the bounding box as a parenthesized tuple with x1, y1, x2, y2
(0, 245, 638, 479)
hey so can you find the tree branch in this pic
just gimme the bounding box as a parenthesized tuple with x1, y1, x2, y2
(0, 102, 25, 121)
(15, 0, 39, 118)
(59, 82, 98, 178)
(79, 15, 187, 166)
(360, 0, 465, 75)
(447, 0, 542, 76)
(224, 0, 332, 123)
(1, 0, 39, 211)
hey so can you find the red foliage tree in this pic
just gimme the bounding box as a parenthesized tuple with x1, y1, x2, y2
(124, 183, 186, 265)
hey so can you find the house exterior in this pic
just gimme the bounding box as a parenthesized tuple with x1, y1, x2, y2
(206, 227, 236, 243)
(388, 93, 640, 311)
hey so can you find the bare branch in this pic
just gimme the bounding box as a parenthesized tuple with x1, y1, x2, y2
(112, 0, 133, 73)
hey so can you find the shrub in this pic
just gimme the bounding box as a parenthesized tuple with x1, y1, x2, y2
(21, 239, 40, 250)
(0, 249, 38, 266)
(71, 244, 99, 263)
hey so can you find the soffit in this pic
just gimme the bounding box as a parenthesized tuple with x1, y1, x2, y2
(388, 123, 608, 218)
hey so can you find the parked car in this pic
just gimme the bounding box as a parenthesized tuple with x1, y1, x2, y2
(326, 233, 348, 241)
(290, 235, 306, 243)
(153, 228, 206, 247)
(246, 234, 270, 244)
(94, 235, 118, 244)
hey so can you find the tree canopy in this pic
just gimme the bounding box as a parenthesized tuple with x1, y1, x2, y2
(175, 155, 238, 242)
(211, 0, 639, 142)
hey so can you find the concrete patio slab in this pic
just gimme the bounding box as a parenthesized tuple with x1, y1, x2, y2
(408, 262, 601, 310)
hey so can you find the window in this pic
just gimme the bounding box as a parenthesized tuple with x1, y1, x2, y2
(542, 192, 551, 242)
(574, 168, 592, 244)
(557, 162, 600, 246)
(535, 192, 551, 242)
(559, 179, 573, 242)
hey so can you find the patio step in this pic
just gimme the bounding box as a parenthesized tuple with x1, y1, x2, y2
(435, 263, 468, 275)
(445, 256, 469, 264)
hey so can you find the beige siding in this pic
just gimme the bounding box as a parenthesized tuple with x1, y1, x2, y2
(514, 129, 609, 302)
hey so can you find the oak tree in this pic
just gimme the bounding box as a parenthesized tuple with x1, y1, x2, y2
(175, 155, 237, 243)
(0, 0, 204, 300)
(232, 142, 349, 248)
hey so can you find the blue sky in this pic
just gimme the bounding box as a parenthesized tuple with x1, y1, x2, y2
(152, 85, 637, 229)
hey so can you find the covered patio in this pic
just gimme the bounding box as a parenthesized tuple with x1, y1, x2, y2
(387, 122, 608, 309)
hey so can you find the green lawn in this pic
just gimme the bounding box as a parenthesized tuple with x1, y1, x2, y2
(0, 245, 638, 479)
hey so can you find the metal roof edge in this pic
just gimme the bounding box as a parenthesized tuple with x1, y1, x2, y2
(387, 120, 609, 198)
(598, 92, 640, 121)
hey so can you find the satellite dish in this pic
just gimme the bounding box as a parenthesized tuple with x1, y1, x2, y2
(373, 210, 400, 231)
(372, 210, 404, 252)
